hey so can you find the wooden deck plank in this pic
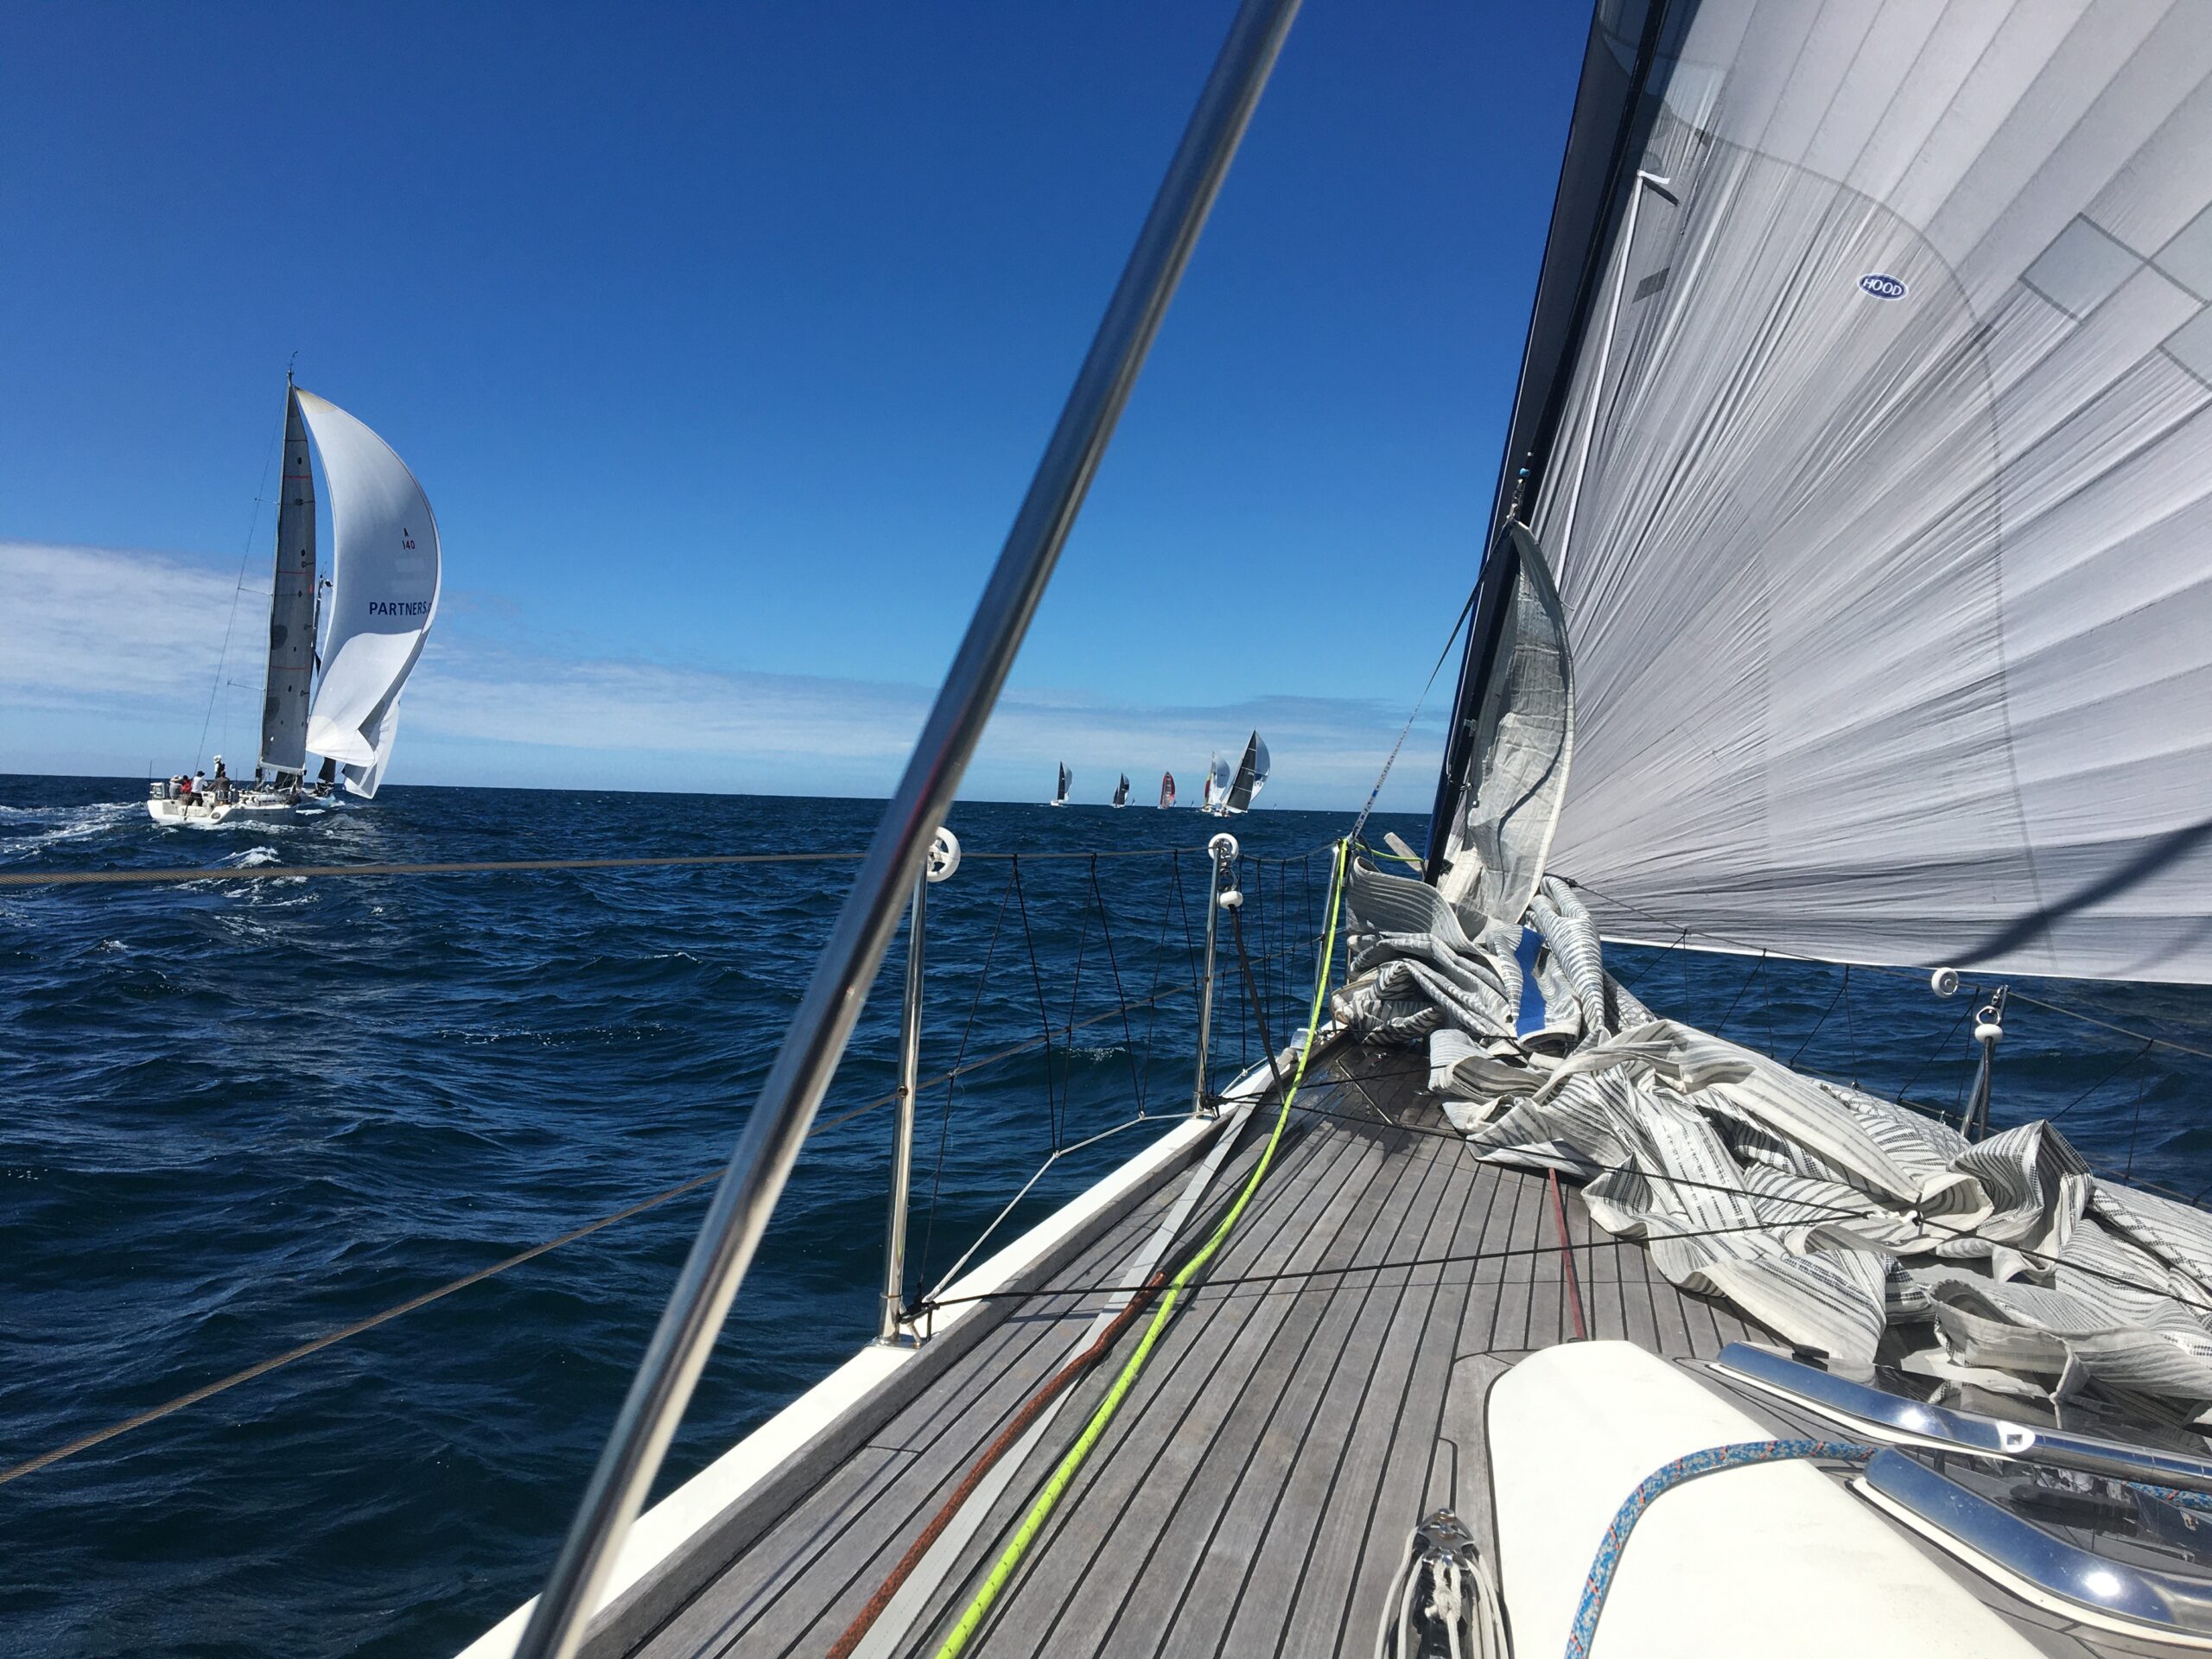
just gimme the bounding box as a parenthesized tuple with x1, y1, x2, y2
(1280, 1129, 1493, 1659)
(1070, 1120, 1451, 1659)
(933, 1116, 1389, 1659)
(623, 1046, 1807, 1659)
(632, 1188, 1175, 1659)
(1196, 1120, 1479, 1657)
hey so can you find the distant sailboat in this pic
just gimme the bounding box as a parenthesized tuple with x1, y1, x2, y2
(1047, 761, 1071, 807)
(1111, 772, 1131, 808)
(149, 379, 441, 825)
(1202, 730, 1268, 816)
(1158, 771, 1174, 809)
(1201, 751, 1224, 812)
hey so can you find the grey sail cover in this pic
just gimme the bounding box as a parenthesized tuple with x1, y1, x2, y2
(296, 390, 440, 799)
(258, 387, 318, 776)
(1469, 0, 2212, 983)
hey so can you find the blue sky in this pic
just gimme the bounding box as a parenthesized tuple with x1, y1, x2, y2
(0, 3, 1586, 808)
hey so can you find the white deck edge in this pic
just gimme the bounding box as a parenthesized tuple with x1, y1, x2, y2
(454, 1052, 1297, 1659)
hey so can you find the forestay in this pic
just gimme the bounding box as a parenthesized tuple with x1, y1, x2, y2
(1437, 0, 2212, 983)
(297, 390, 441, 799)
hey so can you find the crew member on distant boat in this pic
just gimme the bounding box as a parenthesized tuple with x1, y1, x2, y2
(212, 757, 230, 801)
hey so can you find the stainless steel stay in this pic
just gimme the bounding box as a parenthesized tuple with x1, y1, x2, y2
(1190, 832, 1239, 1117)
(508, 4, 1303, 1653)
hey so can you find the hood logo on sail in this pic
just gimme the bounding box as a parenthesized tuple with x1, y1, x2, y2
(1859, 272, 1907, 301)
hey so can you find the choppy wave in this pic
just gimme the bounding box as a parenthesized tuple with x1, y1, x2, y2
(0, 772, 2207, 1659)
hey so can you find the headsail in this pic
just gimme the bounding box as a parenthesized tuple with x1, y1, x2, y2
(1223, 729, 1268, 814)
(297, 390, 440, 799)
(258, 385, 318, 778)
(1433, 0, 2212, 984)
(1160, 771, 1175, 808)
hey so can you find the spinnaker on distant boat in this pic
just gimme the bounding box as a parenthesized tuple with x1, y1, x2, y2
(1158, 771, 1174, 809)
(296, 390, 441, 800)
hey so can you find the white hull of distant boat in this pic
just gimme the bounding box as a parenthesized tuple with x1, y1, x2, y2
(145, 790, 302, 827)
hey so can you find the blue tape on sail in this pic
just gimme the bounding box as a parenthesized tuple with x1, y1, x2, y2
(1516, 928, 1547, 1037)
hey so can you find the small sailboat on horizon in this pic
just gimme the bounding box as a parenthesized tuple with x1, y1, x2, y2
(1046, 761, 1071, 808)
(1111, 772, 1130, 809)
(1158, 770, 1174, 808)
(149, 378, 442, 825)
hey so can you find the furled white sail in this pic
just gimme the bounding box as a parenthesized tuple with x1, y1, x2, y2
(1440, 0, 2212, 984)
(296, 390, 440, 799)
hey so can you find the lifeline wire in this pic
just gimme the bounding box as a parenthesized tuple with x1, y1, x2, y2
(931, 839, 1351, 1659)
(0, 842, 1338, 891)
(0, 932, 1319, 1491)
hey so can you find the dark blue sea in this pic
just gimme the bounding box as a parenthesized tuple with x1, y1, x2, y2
(3, 775, 2210, 1657)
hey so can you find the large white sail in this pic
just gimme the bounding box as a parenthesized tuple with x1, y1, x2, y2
(1223, 730, 1268, 814)
(296, 390, 440, 799)
(257, 386, 318, 778)
(1436, 0, 2212, 984)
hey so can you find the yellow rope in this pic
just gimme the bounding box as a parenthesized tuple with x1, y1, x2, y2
(932, 838, 1351, 1658)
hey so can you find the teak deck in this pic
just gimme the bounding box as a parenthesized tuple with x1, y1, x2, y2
(601, 1044, 1767, 1659)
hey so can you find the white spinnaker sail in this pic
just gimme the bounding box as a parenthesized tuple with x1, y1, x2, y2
(1445, 0, 2212, 984)
(1208, 751, 1231, 804)
(296, 390, 440, 799)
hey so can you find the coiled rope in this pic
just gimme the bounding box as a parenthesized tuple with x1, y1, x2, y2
(931, 838, 1350, 1659)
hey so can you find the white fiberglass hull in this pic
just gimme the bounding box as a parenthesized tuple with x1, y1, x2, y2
(146, 791, 301, 827)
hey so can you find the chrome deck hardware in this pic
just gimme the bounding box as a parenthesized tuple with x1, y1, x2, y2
(1863, 1448, 2212, 1640)
(1192, 831, 1239, 1117)
(878, 828, 959, 1346)
(1715, 1343, 2212, 1495)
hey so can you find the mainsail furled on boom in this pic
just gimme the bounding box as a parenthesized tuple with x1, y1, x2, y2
(1433, 0, 2212, 984)
(296, 391, 441, 799)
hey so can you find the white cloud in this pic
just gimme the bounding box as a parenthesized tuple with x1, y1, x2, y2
(2, 540, 1446, 810)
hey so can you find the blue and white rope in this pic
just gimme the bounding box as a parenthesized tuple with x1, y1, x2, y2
(1567, 1438, 1875, 1659)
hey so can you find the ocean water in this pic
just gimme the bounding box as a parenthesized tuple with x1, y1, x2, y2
(3, 774, 2210, 1657)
